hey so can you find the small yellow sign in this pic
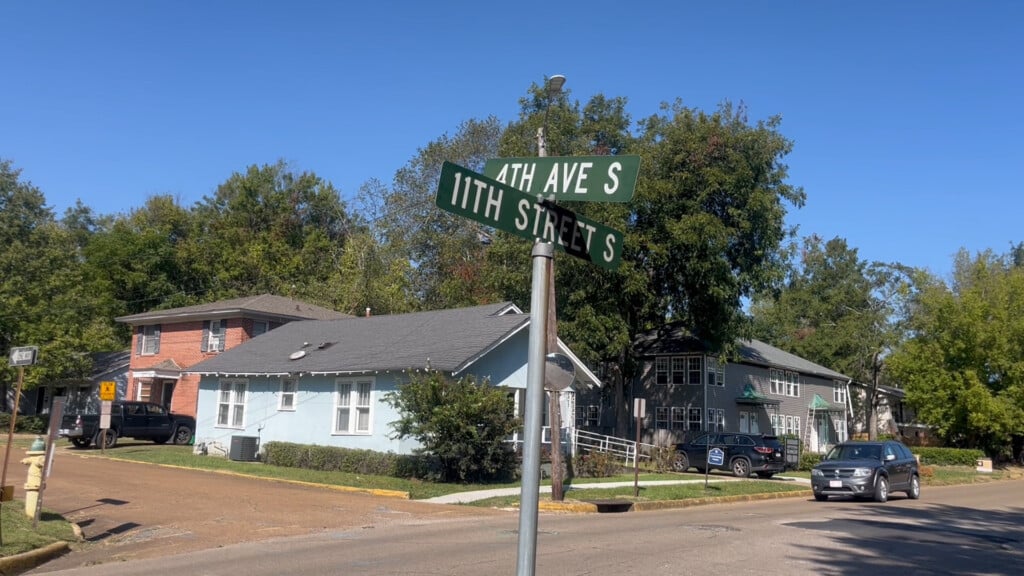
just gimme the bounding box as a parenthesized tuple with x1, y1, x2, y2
(99, 381, 116, 401)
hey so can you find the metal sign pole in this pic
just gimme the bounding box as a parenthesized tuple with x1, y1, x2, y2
(515, 242, 553, 576)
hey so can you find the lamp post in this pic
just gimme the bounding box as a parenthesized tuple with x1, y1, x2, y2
(538, 74, 566, 502)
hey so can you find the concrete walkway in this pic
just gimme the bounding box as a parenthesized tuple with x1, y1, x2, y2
(422, 475, 810, 504)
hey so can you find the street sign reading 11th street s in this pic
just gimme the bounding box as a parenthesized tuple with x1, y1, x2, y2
(483, 155, 640, 202)
(435, 162, 623, 270)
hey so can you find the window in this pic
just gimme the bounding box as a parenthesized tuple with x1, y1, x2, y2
(770, 414, 784, 435)
(707, 408, 725, 432)
(707, 358, 725, 387)
(786, 372, 800, 397)
(279, 379, 297, 411)
(671, 407, 686, 430)
(687, 407, 702, 431)
(655, 355, 705, 386)
(655, 406, 670, 429)
(770, 369, 800, 397)
(576, 405, 599, 428)
(203, 320, 226, 353)
(138, 325, 160, 356)
(833, 380, 847, 404)
(252, 321, 268, 337)
(335, 378, 373, 434)
(739, 411, 749, 433)
(216, 379, 247, 428)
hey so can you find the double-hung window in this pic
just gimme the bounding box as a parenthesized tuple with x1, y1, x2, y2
(279, 378, 297, 411)
(833, 380, 847, 404)
(707, 357, 725, 387)
(216, 379, 247, 428)
(203, 320, 226, 353)
(138, 325, 160, 356)
(335, 378, 373, 434)
(687, 407, 702, 431)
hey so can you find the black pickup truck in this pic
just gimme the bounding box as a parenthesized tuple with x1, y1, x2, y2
(59, 401, 195, 449)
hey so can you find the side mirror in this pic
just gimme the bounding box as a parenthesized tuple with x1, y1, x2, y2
(884, 453, 896, 462)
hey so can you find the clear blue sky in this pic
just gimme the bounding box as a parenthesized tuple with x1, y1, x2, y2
(4, 1, 1021, 280)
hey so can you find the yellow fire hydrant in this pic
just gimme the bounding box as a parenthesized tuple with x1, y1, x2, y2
(20, 436, 46, 518)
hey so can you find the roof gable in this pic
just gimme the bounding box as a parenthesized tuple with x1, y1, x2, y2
(115, 293, 352, 324)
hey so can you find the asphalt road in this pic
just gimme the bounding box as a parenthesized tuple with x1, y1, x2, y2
(23, 445, 1024, 576)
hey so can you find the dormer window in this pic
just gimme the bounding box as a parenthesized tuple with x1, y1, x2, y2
(203, 320, 226, 353)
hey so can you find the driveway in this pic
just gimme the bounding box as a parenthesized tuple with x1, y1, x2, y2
(20, 444, 509, 573)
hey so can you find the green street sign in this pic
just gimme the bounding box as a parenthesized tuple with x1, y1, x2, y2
(435, 162, 623, 270)
(483, 155, 640, 202)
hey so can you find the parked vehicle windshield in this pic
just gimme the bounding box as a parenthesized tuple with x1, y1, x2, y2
(824, 444, 881, 461)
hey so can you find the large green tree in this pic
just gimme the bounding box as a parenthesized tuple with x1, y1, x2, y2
(887, 249, 1024, 456)
(750, 236, 916, 438)
(1, 160, 120, 393)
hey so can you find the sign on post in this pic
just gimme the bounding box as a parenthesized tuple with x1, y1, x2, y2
(708, 447, 725, 466)
(99, 381, 116, 402)
(483, 155, 640, 202)
(435, 162, 623, 270)
(8, 346, 38, 367)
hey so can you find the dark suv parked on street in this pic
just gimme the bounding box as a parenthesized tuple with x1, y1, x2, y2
(811, 440, 921, 503)
(673, 432, 788, 478)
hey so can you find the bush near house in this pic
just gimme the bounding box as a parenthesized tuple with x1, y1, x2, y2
(262, 442, 442, 480)
(913, 446, 986, 466)
(0, 413, 46, 434)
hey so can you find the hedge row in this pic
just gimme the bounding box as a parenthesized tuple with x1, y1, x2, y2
(913, 446, 985, 466)
(261, 441, 442, 480)
(0, 414, 47, 434)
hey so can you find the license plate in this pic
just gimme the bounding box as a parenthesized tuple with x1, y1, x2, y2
(829, 480, 842, 488)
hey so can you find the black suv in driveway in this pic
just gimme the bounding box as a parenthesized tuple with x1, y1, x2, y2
(811, 440, 921, 503)
(673, 432, 787, 478)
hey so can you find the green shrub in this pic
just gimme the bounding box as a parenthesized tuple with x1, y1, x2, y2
(913, 446, 985, 466)
(573, 449, 623, 478)
(798, 452, 822, 471)
(0, 414, 46, 434)
(261, 441, 442, 480)
(648, 444, 678, 473)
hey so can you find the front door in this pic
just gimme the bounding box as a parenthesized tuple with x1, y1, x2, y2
(815, 414, 831, 453)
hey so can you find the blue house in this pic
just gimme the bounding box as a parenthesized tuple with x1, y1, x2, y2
(185, 302, 600, 458)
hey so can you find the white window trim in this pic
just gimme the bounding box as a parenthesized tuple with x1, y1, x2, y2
(279, 378, 297, 411)
(216, 378, 247, 429)
(207, 320, 226, 353)
(333, 377, 374, 435)
(707, 357, 725, 387)
(655, 406, 670, 429)
(833, 380, 847, 404)
(140, 325, 159, 356)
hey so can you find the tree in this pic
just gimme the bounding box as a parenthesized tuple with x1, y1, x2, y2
(369, 117, 505, 310)
(750, 236, 916, 439)
(886, 249, 1024, 456)
(384, 372, 520, 483)
(185, 161, 361, 306)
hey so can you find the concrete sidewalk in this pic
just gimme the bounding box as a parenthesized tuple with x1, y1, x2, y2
(421, 475, 810, 504)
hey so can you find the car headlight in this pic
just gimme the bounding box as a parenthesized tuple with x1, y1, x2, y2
(852, 468, 872, 477)
(811, 469, 824, 477)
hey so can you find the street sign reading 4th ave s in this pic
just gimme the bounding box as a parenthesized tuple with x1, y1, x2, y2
(483, 155, 640, 202)
(435, 162, 623, 270)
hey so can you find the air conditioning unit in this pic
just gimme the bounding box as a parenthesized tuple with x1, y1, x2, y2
(229, 435, 259, 462)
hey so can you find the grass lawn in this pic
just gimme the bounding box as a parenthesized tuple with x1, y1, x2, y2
(0, 500, 78, 558)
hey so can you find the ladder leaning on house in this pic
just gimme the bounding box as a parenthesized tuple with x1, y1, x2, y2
(804, 405, 814, 453)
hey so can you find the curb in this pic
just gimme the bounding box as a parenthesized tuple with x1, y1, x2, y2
(0, 541, 70, 576)
(536, 488, 814, 514)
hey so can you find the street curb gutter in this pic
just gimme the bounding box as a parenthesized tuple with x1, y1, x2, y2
(0, 541, 70, 576)
(537, 489, 814, 514)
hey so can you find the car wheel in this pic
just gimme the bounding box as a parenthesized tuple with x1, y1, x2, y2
(94, 429, 118, 449)
(814, 494, 828, 502)
(731, 458, 751, 478)
(71, 437, 92, 449)
(756, 472, 774, 479)
(673, 452, 689, 472)
(906, 474, 921, 500)
(873, 475, 889, 503)
(173, 425, 193, 445)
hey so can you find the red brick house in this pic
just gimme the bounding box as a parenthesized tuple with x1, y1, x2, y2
(116, 294, 351, 419)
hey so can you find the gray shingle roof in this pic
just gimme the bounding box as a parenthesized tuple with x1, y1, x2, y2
(186, 302, 530, 376)
(635, 322, 850, 381)
(115, 294, 352, 324)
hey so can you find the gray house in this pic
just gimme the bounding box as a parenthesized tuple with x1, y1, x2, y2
(185, 302, 600, 457)
(609, 323, 853, 453)
(17, 350, 131, 417)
